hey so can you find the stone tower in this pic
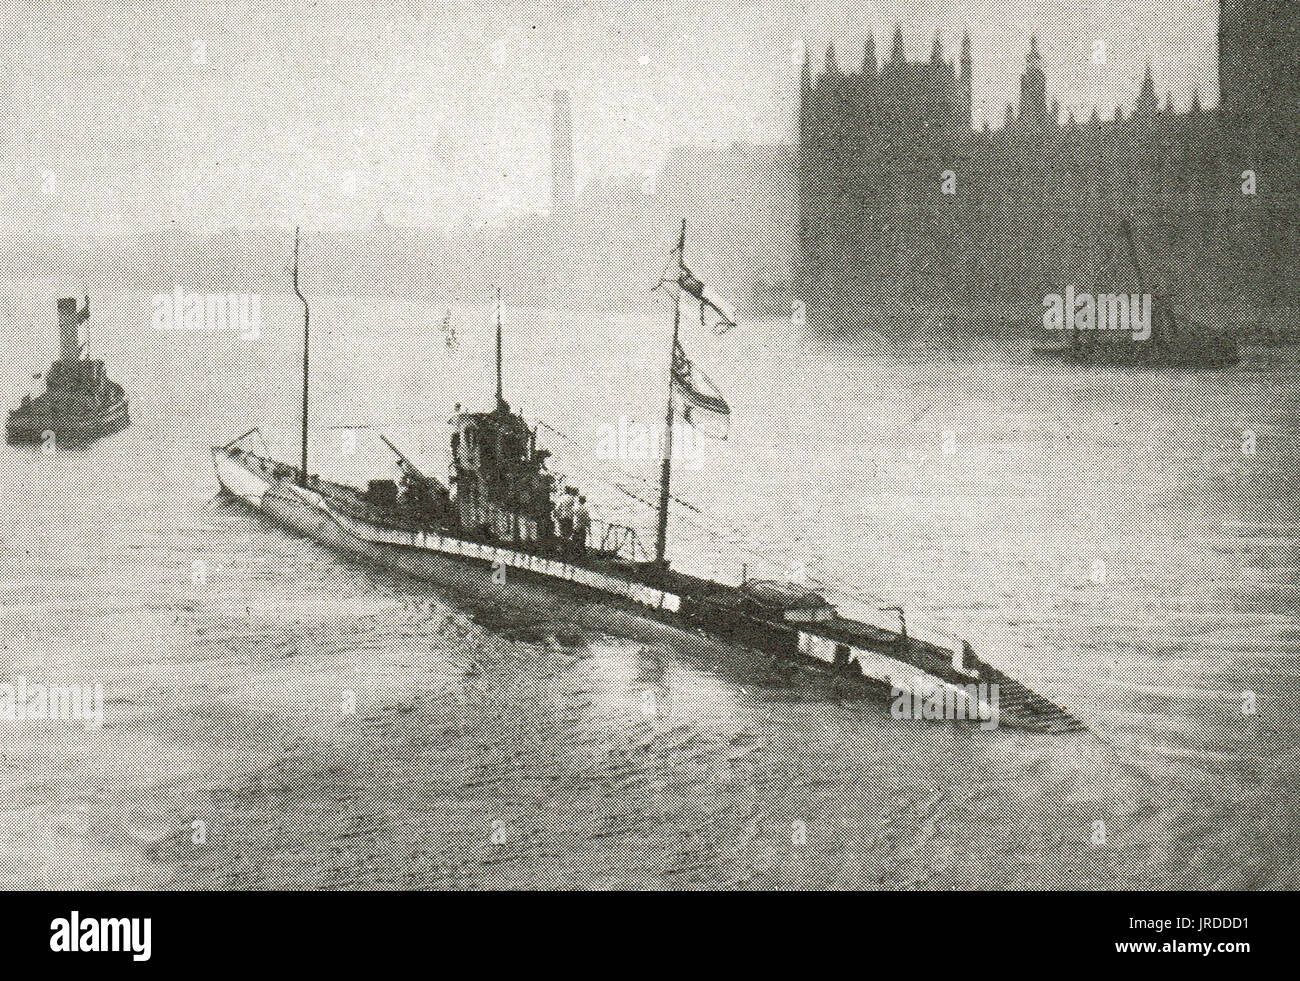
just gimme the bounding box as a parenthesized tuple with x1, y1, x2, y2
(1018, 37, 1049, 127)
(1219, 0, 1300, 137)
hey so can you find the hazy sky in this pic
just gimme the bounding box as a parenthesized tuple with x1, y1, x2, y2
(1, 1, 1219, 232)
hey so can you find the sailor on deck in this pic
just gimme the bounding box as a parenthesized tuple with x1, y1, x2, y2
(555, 487, 577, 543)
(573, 496, 591, 555)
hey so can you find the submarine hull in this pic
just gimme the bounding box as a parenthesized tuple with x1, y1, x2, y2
(214, 445, 1088, 733)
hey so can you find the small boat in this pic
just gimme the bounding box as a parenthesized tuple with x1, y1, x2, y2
(1236, 335, 1300, 370)
(213, 225, 1086, 733)
(1034, 323, 1239, 368)
(7, 297, 130, 444)
(1034, 221, 1239, 368)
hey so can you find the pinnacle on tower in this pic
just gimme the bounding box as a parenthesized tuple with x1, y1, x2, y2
(1136, 63, 1158, 117)
(864, 32, 876, 74)
(889, 25, 905, 64)
(931, 29, 944, 64)
(824, 41, 839, 76)
(1019, 35, 1048, 126)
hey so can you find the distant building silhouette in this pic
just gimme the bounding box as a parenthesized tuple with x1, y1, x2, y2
(797, 3, 1300, 331)
(1220, 1, 1300, 131)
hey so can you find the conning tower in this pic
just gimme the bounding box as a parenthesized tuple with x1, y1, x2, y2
(449, 297, 555, 543)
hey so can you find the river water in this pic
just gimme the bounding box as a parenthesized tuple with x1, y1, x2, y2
(1, 284, 1297, 888)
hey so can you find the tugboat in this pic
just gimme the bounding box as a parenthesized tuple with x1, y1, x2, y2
(6, 297, 130, 444)
(1035, 220, 1238, 368)
(1237, 326, 1300, 370)
(213, 225, 1086, 733)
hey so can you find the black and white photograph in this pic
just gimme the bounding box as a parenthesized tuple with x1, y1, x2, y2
(0, 0, 1293, 956)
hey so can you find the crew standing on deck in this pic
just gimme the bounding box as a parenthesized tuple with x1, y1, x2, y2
(555, 486, 577, 547)
(573, 495, 591, 555)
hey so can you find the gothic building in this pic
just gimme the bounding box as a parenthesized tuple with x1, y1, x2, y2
(796, 4, 1300, 331)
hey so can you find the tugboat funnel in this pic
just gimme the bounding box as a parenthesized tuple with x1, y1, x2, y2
(57, 296, 89, 362)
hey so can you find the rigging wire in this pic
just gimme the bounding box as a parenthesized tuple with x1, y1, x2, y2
(536, 420, 898, 608)
(534, 419, 703, 513)
(534, 418, 958, 637)
(318, 413, 951, 641)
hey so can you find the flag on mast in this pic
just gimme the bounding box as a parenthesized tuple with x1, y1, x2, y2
(440, 308, 457, 349)
(676, 262, 737, 334)
(671, 338, 730, 438)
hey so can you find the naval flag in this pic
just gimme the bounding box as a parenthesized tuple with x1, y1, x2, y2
(672, 338, 730, 439)
(677, 263, 738, 335)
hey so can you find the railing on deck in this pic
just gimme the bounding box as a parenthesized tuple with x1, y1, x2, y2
(598, 523, 647, 561)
